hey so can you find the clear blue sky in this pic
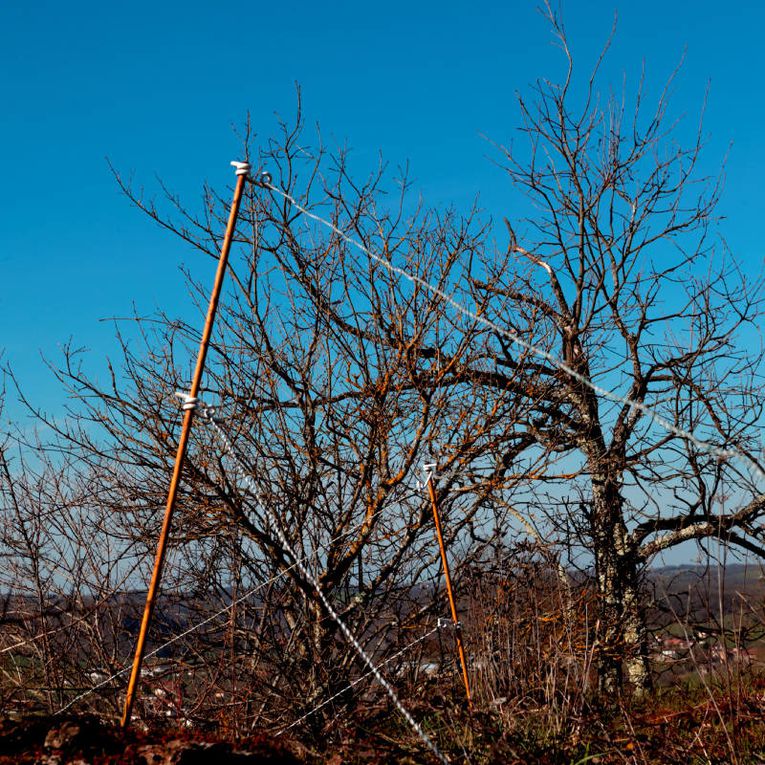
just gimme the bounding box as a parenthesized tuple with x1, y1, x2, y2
(1, 0, 764, 420)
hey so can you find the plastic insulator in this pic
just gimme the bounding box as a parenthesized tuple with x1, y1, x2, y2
(230, 161, 251, 177)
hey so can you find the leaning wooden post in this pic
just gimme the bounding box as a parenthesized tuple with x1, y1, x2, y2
(424, 463, 472, 709)
(121, 160, 251, 728)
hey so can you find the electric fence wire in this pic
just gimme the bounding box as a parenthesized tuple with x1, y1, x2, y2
(55, 567, 295, 716)
(254, 176, 765, 484)
(195, 403, 450, 765)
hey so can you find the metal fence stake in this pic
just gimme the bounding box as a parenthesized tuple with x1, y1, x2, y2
(120, 161, 250, 728)
(424, 465, 472, 709)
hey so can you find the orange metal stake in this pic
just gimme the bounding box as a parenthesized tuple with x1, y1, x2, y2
(425, 466, 472, 709)
(121, 162, 250, 728)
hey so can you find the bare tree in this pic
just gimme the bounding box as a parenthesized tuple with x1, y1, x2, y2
(16, 109, 548, 731)
(459, 8, 765, 693)
(0, 422, 151, 717)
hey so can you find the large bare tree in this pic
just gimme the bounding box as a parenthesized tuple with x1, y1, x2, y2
(462, 11, 765, 692)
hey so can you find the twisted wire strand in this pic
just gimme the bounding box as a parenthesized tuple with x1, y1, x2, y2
(256, 178, 762, 482)
(196, 404, 449, 765)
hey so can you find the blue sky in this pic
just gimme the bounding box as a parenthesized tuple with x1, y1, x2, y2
(1, 0, 764, 422)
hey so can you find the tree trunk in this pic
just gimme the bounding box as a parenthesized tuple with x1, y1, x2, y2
(590, 469, 650, 696)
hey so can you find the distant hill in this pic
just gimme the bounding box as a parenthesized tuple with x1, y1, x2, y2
(646, 563, 765, 630)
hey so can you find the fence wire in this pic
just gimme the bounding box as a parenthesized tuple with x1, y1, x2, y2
(256, 176, 763, 484)
(196, 403, 449, 764)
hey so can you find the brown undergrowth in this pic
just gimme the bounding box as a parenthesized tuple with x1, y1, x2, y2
(4, 681, 765, 765)
(317, 680, 765, 764)
(4, 559, 765, 763)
